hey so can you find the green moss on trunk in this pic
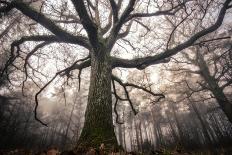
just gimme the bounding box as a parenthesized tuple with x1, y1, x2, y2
(76, 49, 118, 150)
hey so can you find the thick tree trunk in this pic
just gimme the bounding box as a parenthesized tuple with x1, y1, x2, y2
(77, 50, 118, 149)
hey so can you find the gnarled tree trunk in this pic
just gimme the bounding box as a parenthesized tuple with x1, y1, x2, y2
(77, 50, 118, 149)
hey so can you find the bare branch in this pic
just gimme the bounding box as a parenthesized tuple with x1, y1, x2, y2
(193, 36, 231, 46)
(112, 80, 124, 124)
(1, 35, 87, 79)
(0, 16, 20, 39)
(221, 80, 232, 89)
(134, 19, 150, 32)
(112, 74, 165, 114)
(102, 11, 113, 34)
(62, 54, 91, 91)
(123, 82, 165, 102)
(22, 41, 53, 96)
(166, 12, 192, 49)
(107, 0, 136, 49)
(10, 0, 90, 49)
(126, 1, 186, 21)
(86, 0, 96, 10)
(34, 73, 59, 126)
(109, 0, 119, 23)
(165, 66, 201, 75)
(112, 56, 170, 70)
(112, 75, 138, 115)
(34, 55, 91, 126)
(61, 57, 91, 76)
(71, 0, 99, 51)
(117, 20, 133, 39)
(112, 0, 231, 69)
(185, 80, 206, 93)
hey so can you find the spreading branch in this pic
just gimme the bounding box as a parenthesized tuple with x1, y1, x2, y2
(33, 56, 90, 126)
(111, 0, 231, 69)
(112, 75, 165, 115)
(22, 41, 53, 96)
(1, 35, 85, 78)
(107, 0, 136, 49)
(112, 80, 124, 124)
(126, 1, 187, 21)
(112, 75, 138, 115)
(7, 0, 90, 49)
(109, 0, 119, 23)
(71, 0, 99, 51)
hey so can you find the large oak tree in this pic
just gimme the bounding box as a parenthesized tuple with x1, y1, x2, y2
(0, 0, 231, 149)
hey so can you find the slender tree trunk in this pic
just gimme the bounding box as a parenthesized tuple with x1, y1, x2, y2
(157, 123, 163, 148)
(49, 124, 58, 146)
(123, 111, 127, 150)
(62, 98, 76, 148)
(167, 115, 178, 143)
(149, 107, 157, 150)
(77, 50, 117, 149)
(138, 121, 143, 152)
(129, 127, 134, 151)
(170, 102, 185, 146)
(22, 113, 32, 146)
(148, 123, 155, 148)
(211, 113, 223, 143)
(128, 113, 134, 151)
(118, 124, 123, 146)
(142, 121, 149, 142)
(134, 120, 141, 151)
(188, 99, 213, 147)
(40, 128, 49, 148)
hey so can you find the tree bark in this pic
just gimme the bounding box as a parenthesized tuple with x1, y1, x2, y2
(77, 50, 118, 149)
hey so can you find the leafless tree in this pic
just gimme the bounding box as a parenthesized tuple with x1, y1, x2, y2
(0, 0, 231, 149)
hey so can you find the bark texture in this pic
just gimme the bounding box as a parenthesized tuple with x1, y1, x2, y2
(77, 49, 118, 149)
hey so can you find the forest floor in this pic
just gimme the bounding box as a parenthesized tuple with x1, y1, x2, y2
(152, 146, 232, 155)
(0, 146, 232, 155)
(1, 148, 232, 155)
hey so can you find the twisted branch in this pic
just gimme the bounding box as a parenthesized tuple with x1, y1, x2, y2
(112, 75, 165, 116)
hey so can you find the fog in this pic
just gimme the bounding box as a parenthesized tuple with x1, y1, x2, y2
(0, 0, 232, 155)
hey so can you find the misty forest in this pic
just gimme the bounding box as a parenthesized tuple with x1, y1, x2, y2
(0, 0, 232, 155)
